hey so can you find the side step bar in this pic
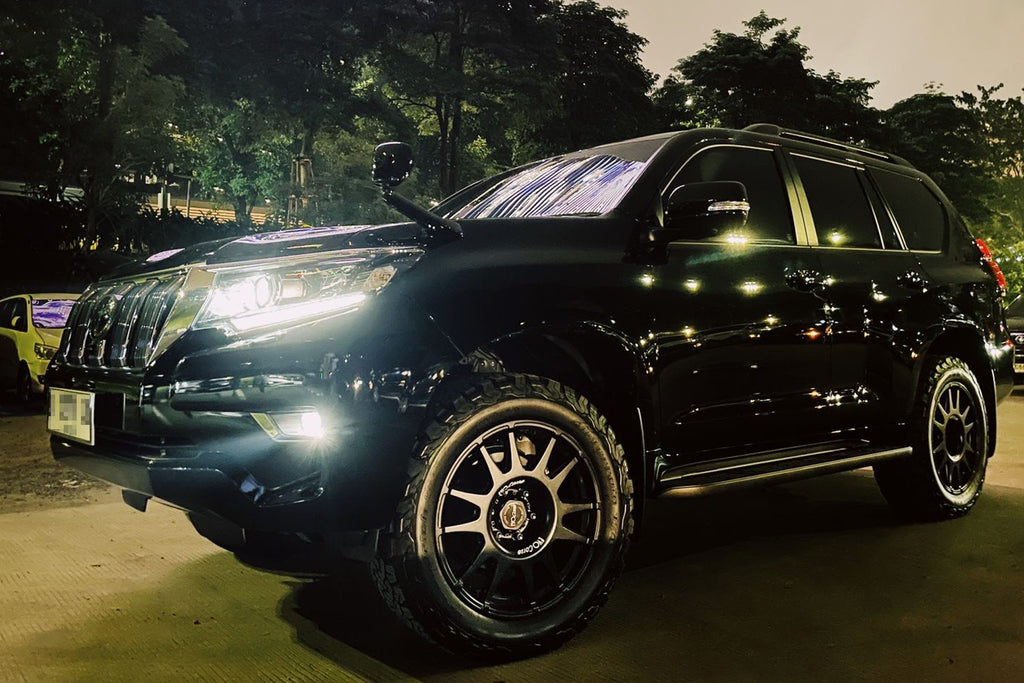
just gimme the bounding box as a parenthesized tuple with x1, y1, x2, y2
(655, 444, 913, 499)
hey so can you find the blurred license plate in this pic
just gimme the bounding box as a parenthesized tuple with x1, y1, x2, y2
(48, 388, 95, 446)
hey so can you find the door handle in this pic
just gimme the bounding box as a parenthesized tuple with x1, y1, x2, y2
(897, 270, 927, 290)
(785, 269, 827, 293)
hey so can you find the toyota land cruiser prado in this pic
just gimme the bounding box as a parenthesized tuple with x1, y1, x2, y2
(46, 124, 1014, 657)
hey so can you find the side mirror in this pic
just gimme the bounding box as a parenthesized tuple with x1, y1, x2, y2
(372, 142, 414, 190)
(658, 181, 750, 241)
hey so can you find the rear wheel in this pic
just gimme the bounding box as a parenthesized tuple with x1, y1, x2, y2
(874, 357, 987, 519)
(371, 374, 633, 658)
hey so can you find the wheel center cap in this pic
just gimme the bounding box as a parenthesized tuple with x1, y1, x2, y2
(499, 499, 528, 531)
(946, 417, 966, 459)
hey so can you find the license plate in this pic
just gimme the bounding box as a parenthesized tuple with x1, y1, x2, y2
(48, 388, 96, 446)
(1015, 363, 1024, 374)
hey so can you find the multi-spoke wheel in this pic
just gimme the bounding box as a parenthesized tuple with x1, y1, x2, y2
(874, 356, 988, 519)
(372, 375, 633, 658)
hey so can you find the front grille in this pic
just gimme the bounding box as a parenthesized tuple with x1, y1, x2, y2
(61, 274, 186, 368)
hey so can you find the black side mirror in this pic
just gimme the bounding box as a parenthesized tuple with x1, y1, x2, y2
(658, 181, 750, 242)
(372, 142, 414, 189)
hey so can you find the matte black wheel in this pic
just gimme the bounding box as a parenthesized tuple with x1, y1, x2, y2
(874, 357, 987, 519)
(372, 374, 633, 658)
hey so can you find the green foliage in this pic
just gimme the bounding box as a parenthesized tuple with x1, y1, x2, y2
(528, 1, 656, 151)
(878, 92, 990, 221)
(3, 0, 1024, 303)
(0, 3, 186, 246)
(176, 98, 293, 228)
(653, 11, 879, 142)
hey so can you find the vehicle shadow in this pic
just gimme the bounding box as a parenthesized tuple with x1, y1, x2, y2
(0, 392, 44, 416)
(276, 471, 902, 678)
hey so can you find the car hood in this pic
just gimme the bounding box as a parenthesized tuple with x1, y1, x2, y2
(1008, 314, 1024, 337)
(101, 222, 425, 280)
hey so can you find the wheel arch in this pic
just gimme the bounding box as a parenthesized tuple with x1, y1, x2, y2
(428, 324, 654, 532)
(917, 325, 997, 457)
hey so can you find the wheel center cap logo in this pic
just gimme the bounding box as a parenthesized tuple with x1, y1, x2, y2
(88, 295, 118, 339)
(499, 500, 528, 531)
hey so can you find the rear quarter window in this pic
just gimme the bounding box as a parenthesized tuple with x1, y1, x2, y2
(873, 169, 946, 251)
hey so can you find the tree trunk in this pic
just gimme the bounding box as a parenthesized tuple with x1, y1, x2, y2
(233, 196, 253, 229)
(83, 31, 117, 251)
(436, 96, 451, 196)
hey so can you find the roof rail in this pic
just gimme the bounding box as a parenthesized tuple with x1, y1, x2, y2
(741, 123, 913, 168)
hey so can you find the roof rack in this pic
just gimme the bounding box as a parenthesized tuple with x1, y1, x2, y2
(741, 123, 913, 168)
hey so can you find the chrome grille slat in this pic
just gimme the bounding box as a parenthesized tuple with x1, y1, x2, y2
(108, 280, 159, 368)
(65, 286, 114, 365)
(59, 273, 186, 369)
(129, 277, 183, 366)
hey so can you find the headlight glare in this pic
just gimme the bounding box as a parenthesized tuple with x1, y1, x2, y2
(193, 248, 420, 335)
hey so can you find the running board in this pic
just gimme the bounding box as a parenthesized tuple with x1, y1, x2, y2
(655, 444, 912, 499)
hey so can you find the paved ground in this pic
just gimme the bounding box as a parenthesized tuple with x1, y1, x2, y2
(1, 396, 1023, 681)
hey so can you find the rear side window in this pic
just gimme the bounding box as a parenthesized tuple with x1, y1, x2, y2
(670, 146, 795, 244)
(792, 155, 881, 249)
(873, 170, 946, 251)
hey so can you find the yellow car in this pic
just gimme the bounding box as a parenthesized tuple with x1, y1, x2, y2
(0, 292, 80, 404)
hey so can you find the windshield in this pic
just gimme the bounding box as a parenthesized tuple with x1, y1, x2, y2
(442, 136, 669, 220)
(32, 299, 76, 328)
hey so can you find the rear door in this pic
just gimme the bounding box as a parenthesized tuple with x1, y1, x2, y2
(786, 153, 929, 431)
(654, 144, 833, 457)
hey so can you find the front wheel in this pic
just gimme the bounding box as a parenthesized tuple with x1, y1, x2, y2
(371, 374, 633, 658)
(874, 356, 988, 520)
(16, 364, 34, 406)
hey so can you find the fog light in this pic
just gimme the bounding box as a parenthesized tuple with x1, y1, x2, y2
(253, 409, 325, 440)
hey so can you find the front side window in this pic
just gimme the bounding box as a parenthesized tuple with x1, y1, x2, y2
(668, 146, 795, 244)
(873, 169, 946, 251)
(793, 155, 882, 249)
(32, 299, 76, 328)
(9, 298, 27, 332)
(0, 300, 14, 330)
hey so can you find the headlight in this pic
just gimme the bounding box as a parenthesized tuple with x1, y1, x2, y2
(192, 248, 422, 335)
(34, 343, 57, 360)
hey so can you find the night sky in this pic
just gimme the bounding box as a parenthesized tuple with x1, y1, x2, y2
(612, 0, 1024, 107)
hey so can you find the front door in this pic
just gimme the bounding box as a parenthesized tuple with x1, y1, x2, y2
(652, 145, 832, 459)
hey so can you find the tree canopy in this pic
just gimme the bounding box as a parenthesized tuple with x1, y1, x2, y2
(2, 5, 1024, 296)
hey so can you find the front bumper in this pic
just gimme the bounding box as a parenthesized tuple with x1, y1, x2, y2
(47, 301, 461, 537)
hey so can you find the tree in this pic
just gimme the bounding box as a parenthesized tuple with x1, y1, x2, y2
(654, 11, 878, 142)
(879, 89, 990, 222)
(529, 1, 656, 152)
(372, 0, 559, 197)
(958, 85, 1024, 295)
(0, 1, 186, 248)
(155, 0, 374, 226)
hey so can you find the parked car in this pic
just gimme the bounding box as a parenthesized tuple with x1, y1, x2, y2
(46, 124, 1013, 658)
(0, 292, 79, 403)
(1005, 294, 1024, 384)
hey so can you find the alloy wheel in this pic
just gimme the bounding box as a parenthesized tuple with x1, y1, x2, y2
(930, 381, 983, 495)
(435, 420, 601, 618)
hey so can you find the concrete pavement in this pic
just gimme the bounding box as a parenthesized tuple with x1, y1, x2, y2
(2, 397, 1023, 681)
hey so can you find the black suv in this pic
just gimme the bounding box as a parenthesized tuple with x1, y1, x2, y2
(47, 124, 1014, 657)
